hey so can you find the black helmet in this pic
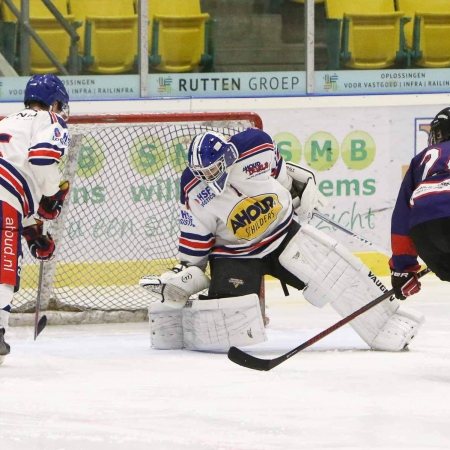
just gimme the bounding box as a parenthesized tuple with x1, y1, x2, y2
(429, 107, 450, 146)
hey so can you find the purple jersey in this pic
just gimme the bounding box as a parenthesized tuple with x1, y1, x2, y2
(391, 140, 450, 271)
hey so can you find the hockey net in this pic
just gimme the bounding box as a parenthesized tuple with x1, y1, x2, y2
(11, 112, 263, 326)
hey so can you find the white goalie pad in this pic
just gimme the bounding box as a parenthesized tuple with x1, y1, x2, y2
(279, 224, 425, 351)
(149, 302, 184, 350)
(183, 294, 267, 352)
(148, 294, 267, 351)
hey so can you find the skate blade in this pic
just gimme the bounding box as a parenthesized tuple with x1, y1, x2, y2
(0, 355, 5, 365)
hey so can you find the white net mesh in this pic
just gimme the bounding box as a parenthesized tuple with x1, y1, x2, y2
(11, 113, 262, 324)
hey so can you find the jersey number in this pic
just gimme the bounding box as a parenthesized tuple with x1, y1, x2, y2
(420, 147, 450, 181)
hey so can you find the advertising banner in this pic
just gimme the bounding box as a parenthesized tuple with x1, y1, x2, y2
(256, 105, 439, 256)
(316, 69, 450, 95)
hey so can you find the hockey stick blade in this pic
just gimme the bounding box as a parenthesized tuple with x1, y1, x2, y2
(228, 268, 431, 371)
(35, 315, 47, 339)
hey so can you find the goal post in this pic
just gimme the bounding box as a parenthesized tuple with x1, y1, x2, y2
(11, 112, 263, 326)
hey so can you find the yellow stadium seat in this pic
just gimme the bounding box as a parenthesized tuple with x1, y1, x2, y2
(83, 16, 138, 73)
(1, 0, 69, 21)
(150, 0, 202, 16)
(68, 0, 137, 73)
(69, 0, 135, 52)
(342, 12, 406, 69)
(325, 0, 396, 18)
(396, 0, 450, 68)
(1, 0, 75, 74)
(148, 0, 212, 72)
(324, 0, 409, 69)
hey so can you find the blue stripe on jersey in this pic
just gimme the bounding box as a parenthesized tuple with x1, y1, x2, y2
(237, 144, 273, 164)
(0, 133, 12, 143)
(48, 112, 57, 124)
(180, 231, 215, 242)
(57, 116, 68, 129)
(178, 245, 211, 258)
(29, 142, 65, 153)
(28, 142, 65, 166)
(180, 167, 201, 206)
(179, 231, 215, 257)
(0, 159, 35, 215)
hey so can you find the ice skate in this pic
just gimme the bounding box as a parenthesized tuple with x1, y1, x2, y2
(0, 328, 10, 365)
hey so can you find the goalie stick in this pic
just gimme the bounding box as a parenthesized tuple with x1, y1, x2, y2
(312, 211, 390, 256)
(227, 267, 431, 371)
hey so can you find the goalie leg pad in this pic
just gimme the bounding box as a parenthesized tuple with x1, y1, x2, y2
(279, 224, 425, 351)
(279, 223, 364, 308)
(371, 306, 425, 351)
(149, 301, 183, 350)
(182, 294, 267, 352)
(148, 294, 267, 351)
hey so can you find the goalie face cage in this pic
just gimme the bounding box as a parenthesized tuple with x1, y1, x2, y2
(11, 112, 263, 325)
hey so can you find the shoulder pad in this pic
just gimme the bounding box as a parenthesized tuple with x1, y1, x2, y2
(230, 128, 273, 158)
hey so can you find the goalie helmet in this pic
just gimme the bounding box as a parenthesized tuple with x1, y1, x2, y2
(428, 107, 450, 146)
(188, 131, 238, 194)
(24, 74, 70, 120)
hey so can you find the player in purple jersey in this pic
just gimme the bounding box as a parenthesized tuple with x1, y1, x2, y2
(140, 129, 424, 353)
(390, 107, 450, 300)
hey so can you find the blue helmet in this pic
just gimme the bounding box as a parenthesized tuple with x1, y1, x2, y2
(188, 131, 238, 194)
(24, 74, 69, 118)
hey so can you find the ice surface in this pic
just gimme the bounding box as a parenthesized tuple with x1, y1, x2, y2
(1, 277, 450, 450)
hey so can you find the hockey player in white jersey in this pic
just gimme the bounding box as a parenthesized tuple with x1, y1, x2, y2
(0, 74, 71, 364)
(140, 128, 424, 352)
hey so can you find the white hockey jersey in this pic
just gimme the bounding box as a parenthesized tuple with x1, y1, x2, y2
(178, 128, 294, 267)
(0, 108, 69, 218)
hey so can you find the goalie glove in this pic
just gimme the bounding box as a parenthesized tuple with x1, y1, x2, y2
(139, 263, 210, 309)
(22, 219, 55, 261)
(286, 162, 327, 223)
(391, 268, 422, 300)
(37, 180, 70, 220)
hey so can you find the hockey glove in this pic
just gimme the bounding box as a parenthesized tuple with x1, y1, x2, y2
(291, 178, 327, 223)
(139, 263, 210, 308)
(37, 180, 70, 220)
(23, 220, 55, 261)
(390, 269, 421, 300)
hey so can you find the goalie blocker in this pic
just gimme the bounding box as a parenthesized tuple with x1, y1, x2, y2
(279, 224, 425, 351)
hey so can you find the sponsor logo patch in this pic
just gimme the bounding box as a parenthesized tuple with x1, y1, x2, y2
(229, 278, 244, 288)
(227, 194, 282, 240)
(194, 186, 216, 207)
(179, 210, 195, 227)
(243, 161, 269, 177)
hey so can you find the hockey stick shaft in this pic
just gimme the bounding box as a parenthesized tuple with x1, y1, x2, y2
(228, 267, 431, 371)
(34, 221, 49, 340)
(312, 211, 390, 257)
